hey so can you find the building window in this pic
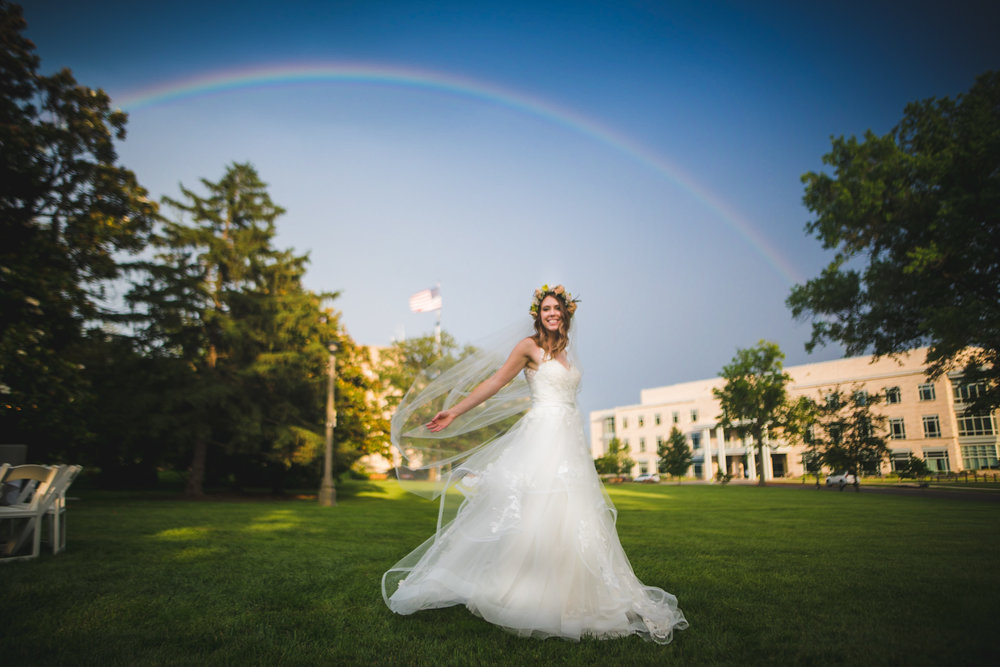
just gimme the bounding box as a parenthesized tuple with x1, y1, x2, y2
(961, 444, 999, 470)
(622, 417, 628, 429)
(853, 389, 869, 405)
(690, 409, 699, 423)
(655, 413, 661, 425)
(638, 416, 645, 428)
(918, 383, 936, 401)
(889, 418, 906, 440)
(672, 411, 679, 424)
(639, 463, 648, 474)
(957, 412, 996, 437)
(924, 449, 950, 472)
(656, 435, 663, 448)
(954, 381, 986, 403)
(691, 432, 701, 449)
(639, 437, 646, 452)
(890, 451, 911, 472)
(603, 417, 615, 435)
(922, 415, 941, 438)
(885, 386, 901, 404)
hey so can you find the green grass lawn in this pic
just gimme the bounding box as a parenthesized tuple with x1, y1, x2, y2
(2, 481, 998, 666)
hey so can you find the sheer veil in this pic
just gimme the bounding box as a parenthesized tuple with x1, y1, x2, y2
(389, 319, 535, 502)
(389, 313, 582, 498)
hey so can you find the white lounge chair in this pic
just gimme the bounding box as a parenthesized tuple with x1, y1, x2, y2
(0, 463, 10, 505)
(46, 464, 83, 554)
(0, 464, 61, 562)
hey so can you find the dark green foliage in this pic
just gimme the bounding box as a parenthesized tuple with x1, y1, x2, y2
(126, 163, 387, 495)
(804, 386, 890, 492)
(802, 450, 824, 487)
(658, 426, 693, 482)
(594, 437, 635, 476)
(897, 453, 932, 480)
(76, 332, 192, 487)
(788, 70, 1000, 412)
(0, 1, 156, 455)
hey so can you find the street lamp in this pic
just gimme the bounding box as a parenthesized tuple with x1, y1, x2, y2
(319, 342, 337, 507)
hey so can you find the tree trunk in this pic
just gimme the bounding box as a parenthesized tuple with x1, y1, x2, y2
(756, 439, 766, 486)
(186, 346, 217, 497)
(186, 438, 207, 496)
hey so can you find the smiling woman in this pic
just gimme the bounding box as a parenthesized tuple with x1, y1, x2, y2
(382, 284, 689, 644)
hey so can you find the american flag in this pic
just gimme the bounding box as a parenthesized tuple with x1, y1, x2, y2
(409, 287, 442, 313)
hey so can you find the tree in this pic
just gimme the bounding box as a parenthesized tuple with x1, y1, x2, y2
(376, 331, 463, 410)
(594, 437, 635, 479)
(76, 332, 191, 488)
(0, 1, 155, 454)
(714, 341, 805, 486)
(127, 163, 387, 494)
(787, 71, 1000, 413)
(805, 386, 889, 492)
(657, 426, 693, 484)
(802, 450, 824, 488)
(896, 454, 931, 480)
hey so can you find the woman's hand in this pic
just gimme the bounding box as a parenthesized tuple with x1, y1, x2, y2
(427, 410, 456, 432)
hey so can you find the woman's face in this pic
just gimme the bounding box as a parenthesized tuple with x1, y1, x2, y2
(539, 295, 564, 332)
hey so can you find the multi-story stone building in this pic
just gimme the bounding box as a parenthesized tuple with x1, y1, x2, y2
(589, 349, 999, 481)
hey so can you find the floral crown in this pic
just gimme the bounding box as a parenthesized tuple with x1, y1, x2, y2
(529, 284, 579, 318)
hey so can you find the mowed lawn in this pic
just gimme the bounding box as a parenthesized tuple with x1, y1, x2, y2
(2, 481, 998, 666)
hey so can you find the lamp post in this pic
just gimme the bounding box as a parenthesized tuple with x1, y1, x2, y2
(319, 342, 337, 507)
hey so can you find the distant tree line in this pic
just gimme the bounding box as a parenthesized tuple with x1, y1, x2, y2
(0, 3, 398, 494)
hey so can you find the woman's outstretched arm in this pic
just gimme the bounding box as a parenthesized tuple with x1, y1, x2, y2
(426, 338, 535, 432)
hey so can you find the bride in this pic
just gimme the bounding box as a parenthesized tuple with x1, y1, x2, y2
(382, 285, 688, 644)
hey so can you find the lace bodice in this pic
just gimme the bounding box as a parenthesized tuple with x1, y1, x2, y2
(524, 360, 581, 408)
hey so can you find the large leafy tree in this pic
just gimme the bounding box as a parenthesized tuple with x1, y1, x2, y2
(128, 163, 386, 494)
(714, 341, 806, 486)
(657, 426, 693, 484)
(788, 71, 1000, 412)
(0, 2, 155, 454)
(804, 386, 889, 492)
(594, 437, 635, 478)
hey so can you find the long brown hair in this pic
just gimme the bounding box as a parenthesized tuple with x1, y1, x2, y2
(531, 290, 574, 356)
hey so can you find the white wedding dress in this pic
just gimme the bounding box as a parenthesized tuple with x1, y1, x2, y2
(383, 357, 688, 644)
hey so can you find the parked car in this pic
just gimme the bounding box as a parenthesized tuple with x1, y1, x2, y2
(633, 473, 660, 484)
(825, 471, 857, 486)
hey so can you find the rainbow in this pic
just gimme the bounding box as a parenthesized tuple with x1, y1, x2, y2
(116, 62, 801, 284)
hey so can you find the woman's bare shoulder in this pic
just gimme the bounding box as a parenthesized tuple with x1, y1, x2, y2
(514, 336, 543, 368)
(515, 336, 540, 353)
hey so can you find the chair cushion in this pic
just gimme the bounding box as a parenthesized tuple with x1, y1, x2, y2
(0, 482, 21, 506)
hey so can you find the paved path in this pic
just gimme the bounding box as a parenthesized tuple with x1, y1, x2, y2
(758, 480, 1000, 503)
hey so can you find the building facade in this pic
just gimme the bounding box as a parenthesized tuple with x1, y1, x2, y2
(589, 349, 999, 481)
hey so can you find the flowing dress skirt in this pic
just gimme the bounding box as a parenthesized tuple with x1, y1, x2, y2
(383, 394, 688, 644)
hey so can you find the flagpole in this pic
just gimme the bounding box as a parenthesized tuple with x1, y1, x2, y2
(434, 282, 442, 355)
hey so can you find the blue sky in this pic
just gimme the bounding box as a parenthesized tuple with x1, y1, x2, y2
(23, 0, 1000, 419)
